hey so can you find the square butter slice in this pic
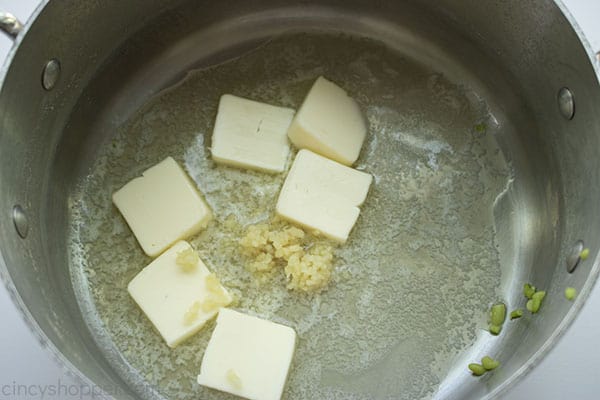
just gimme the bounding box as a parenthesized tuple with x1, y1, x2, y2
(211, 94, 295, 173)
(276, 149, 372, 243)
(286, 76, 367, 166)
(128, 241, 232, 348)
(197, 309, 297, 400)
(112, 156, 212, 257)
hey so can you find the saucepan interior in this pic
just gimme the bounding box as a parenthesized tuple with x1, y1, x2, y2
(0, 1, 599, 399)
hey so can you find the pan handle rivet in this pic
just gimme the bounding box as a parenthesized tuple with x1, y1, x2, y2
(557, 87, 575, 120)
(566, 240, 584, 273)
(42, 59, 61, 91)
(0, 12, 23, 39)
(12, 205, 28, 239)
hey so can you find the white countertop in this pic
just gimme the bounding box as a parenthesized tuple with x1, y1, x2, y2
(0, 1, 599, 399)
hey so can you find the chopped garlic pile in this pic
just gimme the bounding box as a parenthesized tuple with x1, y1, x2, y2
(284, 244, 333, 292)
(240, 219, 335, 293)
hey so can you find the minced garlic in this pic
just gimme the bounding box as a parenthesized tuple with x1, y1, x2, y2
(183, 301, 201, 325)
(226, 369, 243, 390)
(240, 219, 335, 293)
(285, 244, 333, 292)
(201, 273, 231, 312)
(176, 247, 200, 271)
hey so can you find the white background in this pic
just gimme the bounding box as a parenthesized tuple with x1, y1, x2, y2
(0, 1, 599, 399)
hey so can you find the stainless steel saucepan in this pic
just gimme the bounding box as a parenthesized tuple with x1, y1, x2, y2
(1, 1, 599, 399)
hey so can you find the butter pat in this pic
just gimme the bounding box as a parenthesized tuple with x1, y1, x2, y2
(276, 150, 372, 243)
(112, 157, 212, 257)
(211, 94, 295, 173)
(287, 76, 367, 165)
(197, 309, 296, 400)
(128, 241, 232, 347)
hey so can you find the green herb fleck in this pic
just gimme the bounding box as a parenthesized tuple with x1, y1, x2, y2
(469, 363, 486, 376)
(490, 303, 507, 326)
(510, 309, 523, 320)
(481, 356, 500, 371)
(489, 324, 501, 335)
(580, 248, 590, 260)
(532, 291, 546, 302)
(474, 123, 487, 133)
(523, 283, 536, 299)
(527, 297, 542, 313)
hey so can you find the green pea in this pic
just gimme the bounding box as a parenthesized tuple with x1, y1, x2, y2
(580, 248, 590, 260)
(469, 363, 486, 376)
(490, 303, 507, 326)
(523, 283, 536, 299)
(565, 287, 577, 301)
(489, 324, 501, 335)
(510, 309, 523, 320)
(481, 356, 500, 371)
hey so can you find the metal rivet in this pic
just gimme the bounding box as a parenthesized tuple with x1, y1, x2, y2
(0, 12, 23, 39)
(566, 240, 584, 273)
(557, 87, 575, 120)
(12, 205, 28, 239)
(42, 59, 61, 91)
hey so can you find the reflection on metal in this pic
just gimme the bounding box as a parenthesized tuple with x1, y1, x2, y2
(566, 240, 584, 273)
(557, 87, 575, 120)
(12, 205, 28, 239)
(0, 12, 23, 39)
(42, 59, 61, 91)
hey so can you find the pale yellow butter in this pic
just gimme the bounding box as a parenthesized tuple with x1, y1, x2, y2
(112, 157, 212, 257)
(211, 94, 295, 173)
(127, 241, 232, 348)
(286, 76, 367, 166)
(276, 150, 372, 243)
(197, 309, 296, 400)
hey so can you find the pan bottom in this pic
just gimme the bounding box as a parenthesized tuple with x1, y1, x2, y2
(68, 32, 512, 400)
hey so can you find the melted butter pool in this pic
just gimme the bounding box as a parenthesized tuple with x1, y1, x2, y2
(68, 33, 511, 400)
